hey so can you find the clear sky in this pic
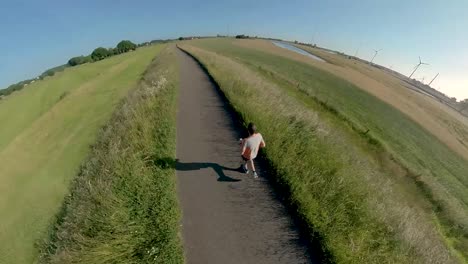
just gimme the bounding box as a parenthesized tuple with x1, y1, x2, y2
(1, 0, 467, 100)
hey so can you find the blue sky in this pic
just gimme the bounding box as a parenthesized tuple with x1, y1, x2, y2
(1, 0, 467, 100)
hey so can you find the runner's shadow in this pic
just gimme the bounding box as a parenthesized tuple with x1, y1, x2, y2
(154, 157, 241, 182)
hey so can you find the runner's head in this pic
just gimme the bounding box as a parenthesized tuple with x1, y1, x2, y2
(247, 122, 257, 135)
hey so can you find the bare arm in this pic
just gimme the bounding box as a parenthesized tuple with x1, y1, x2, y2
(260, 135, 266, 148)
(240, 138, 247, 153)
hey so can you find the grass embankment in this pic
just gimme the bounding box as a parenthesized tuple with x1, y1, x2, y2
(180, 43, 464, 263)
(295, 42, 468, 155)
(236, 39, 468, 163)
(188, 39, 468, 262)
(38, 46, 183, 263)
(0, 45, 163, 263)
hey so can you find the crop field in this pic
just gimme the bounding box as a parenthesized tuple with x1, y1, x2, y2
(0, 44, 163, 263)
(180, 38, 468, 263)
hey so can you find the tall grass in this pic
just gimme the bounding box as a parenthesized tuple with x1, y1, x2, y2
(38, 46, 183, 264)
(188, 39, 468, 261)
(180, 45, 461, 263)
(0, 45, 163, 263)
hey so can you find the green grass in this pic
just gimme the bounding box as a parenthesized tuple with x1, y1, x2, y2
(38, 45, 183, 263)
(188, 39, 468, 261)
(0, 45, 164, 263)
(181, 41, 467, 263)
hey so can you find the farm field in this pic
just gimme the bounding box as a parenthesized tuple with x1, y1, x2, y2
(181, 38, 468, 263)
(0, 44, 163, 263)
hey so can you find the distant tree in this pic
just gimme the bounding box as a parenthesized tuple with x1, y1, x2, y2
(91, 47, 111, 61)
(83, 55, 92, 64)
(235, 34, 249, 39)
(138, 42, 150, 47)
(0, 79, 37, 97)
(150, 39, 169, 45)
(38, 64, 68, 79)
(45, 70, 55, 77)
(116, 40, 137, 53)
(0, 83, 19, 96)
(68, 55, 92, 66)
(108, 48, 119, 56)
(68, 56, 81, 66)
(178, 37, 184, 41)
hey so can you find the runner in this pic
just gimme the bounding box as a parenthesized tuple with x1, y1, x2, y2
(240, 122, 266, 178)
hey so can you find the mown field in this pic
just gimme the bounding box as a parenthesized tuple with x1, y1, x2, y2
(180, 38, 468, 263)
(0, 44, 163, 263)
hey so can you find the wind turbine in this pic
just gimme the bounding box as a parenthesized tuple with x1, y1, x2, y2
(354, 42, 363, 57)
(409, 57, 429, 78)
(311, 27, 318, 45)
(428, 73, 439, 86)
(312, 25, 317, 46)
(370, 49, 382, 63)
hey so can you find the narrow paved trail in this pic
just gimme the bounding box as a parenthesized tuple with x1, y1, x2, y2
(176, 49, 311, 264)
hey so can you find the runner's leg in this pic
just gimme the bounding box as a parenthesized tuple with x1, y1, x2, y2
(248, 159, 255, 172)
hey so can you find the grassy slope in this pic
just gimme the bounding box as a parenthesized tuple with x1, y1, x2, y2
(181, 42, 466, 263)
(188, 38, 468, 260)
(295, 42, 468, 158)
(39, 45, 182, 263)
(239, 39, 468, 163)
(0, 45, 163, 263)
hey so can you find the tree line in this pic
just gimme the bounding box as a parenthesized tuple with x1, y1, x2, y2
(68, 40, 137, 66)
(0, 40, 140, 98)
(2, 38, 176, 98)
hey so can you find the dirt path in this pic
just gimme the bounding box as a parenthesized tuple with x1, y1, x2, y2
(176, 49, 311, 263)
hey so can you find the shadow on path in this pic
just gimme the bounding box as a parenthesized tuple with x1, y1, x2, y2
(154, 157, 241, 182)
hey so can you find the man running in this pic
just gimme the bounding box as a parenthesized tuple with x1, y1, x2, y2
(240, 123, 265, 178)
